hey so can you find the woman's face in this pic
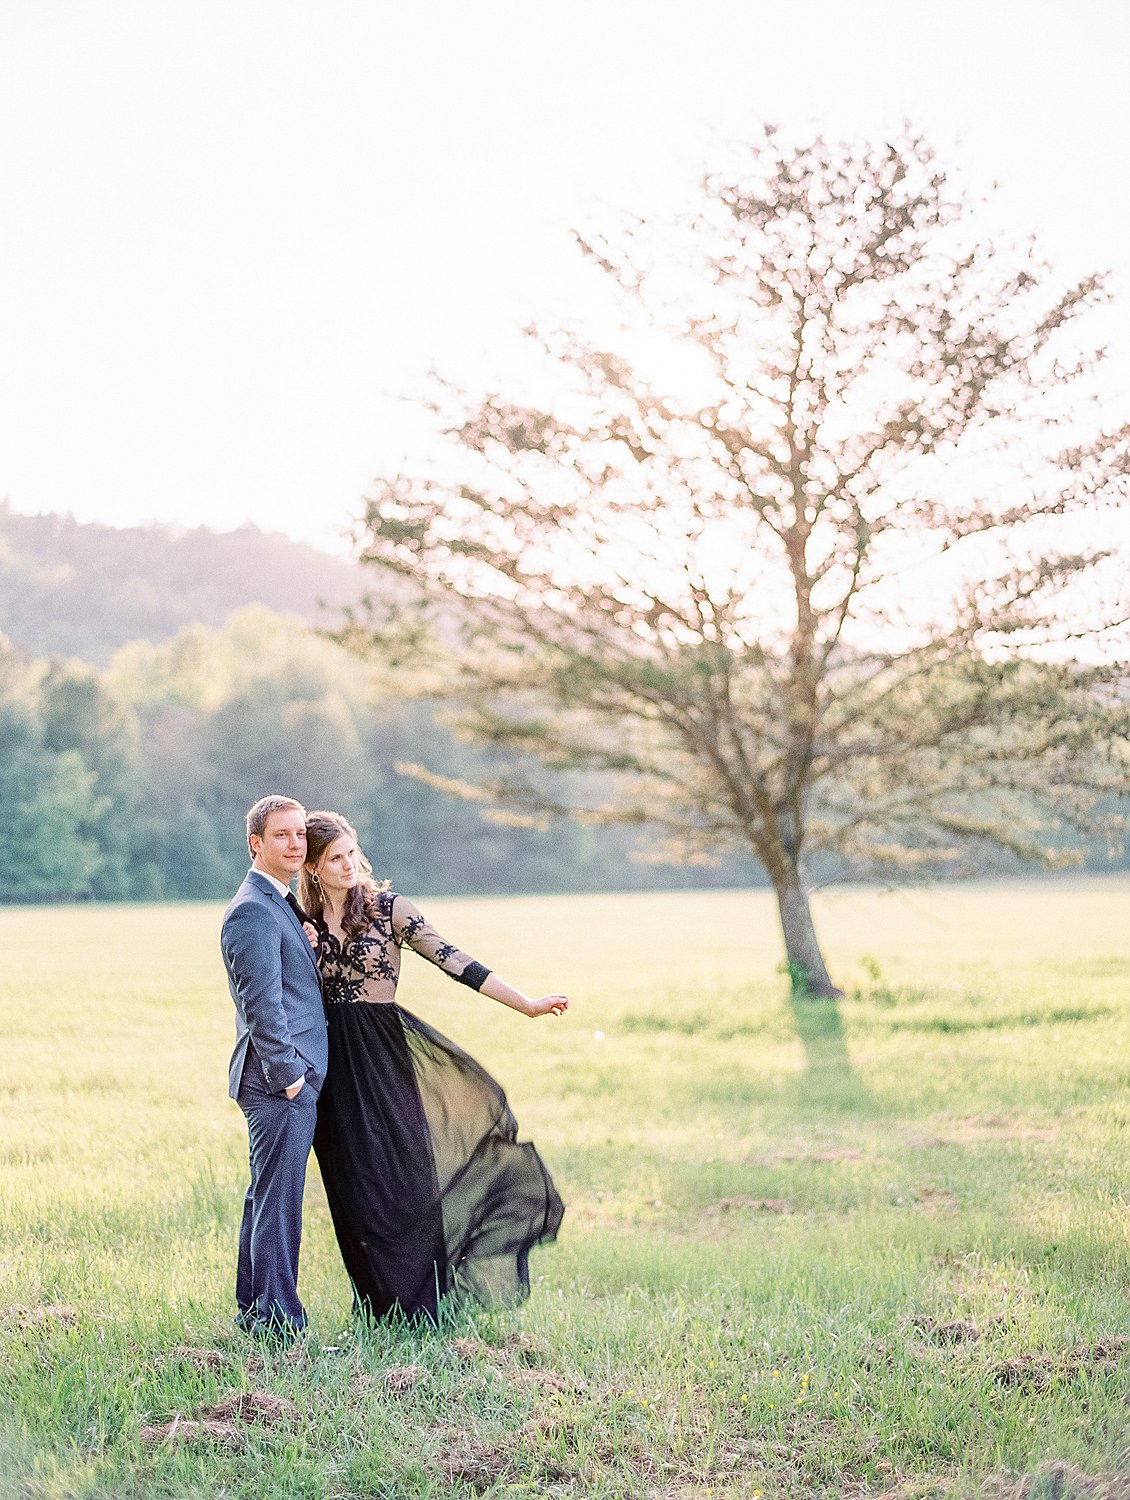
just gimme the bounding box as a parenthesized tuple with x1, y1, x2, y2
(314, 832, 359, 895)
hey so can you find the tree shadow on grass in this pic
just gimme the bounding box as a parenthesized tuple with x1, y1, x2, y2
(785, 993, 878, 1116)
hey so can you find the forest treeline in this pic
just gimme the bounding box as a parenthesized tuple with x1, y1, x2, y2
(0, 510, 1123, 903)
(1, 509, 729, 900)
(3, 598, 1126, 904)
(0, 604, 764, 901)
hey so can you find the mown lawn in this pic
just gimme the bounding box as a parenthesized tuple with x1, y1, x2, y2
(1, 880, 1128, 1498)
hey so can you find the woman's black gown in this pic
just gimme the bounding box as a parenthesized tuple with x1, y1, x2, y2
(311, 889, 563, 1322)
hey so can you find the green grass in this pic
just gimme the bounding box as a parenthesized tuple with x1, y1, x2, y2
(1, 879, 1129, 1498)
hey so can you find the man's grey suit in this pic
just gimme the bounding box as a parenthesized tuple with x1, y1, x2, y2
(221, 869, 328, 1335)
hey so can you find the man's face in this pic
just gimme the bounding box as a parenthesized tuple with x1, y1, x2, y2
(250, 808, 307, 885)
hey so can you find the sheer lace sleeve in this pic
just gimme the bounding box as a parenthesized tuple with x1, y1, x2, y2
(389, 894, 491, 991)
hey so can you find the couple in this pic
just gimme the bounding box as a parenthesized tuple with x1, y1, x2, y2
(220, 794, 568, 1341)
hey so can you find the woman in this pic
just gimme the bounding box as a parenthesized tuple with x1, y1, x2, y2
(299, 809, 567, 1324)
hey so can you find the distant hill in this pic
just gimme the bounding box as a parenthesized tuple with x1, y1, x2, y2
(0, 504, 372, 663)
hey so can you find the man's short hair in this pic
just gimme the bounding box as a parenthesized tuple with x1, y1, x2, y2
(246, 794, 306, 856)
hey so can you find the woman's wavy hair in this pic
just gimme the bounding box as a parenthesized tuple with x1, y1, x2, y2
(300, 810, 389, 941)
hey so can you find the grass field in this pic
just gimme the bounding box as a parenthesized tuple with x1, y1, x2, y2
(1, 880, 1129, 1499)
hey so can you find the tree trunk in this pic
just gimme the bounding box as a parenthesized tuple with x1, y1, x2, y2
(772, 870, 842, 998)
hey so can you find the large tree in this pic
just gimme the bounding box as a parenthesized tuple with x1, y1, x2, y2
(351, 128, 1130, 996)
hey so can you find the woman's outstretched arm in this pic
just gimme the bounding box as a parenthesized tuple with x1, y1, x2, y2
(479, 973, 569, 1019)
(391, 893, 569, 1017)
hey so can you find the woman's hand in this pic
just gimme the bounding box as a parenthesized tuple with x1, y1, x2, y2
(477, 972, 567, 1020)
(522, 993, 569, 1019)
(302, 921, 318, 949)
(479, 973, 569, 1018)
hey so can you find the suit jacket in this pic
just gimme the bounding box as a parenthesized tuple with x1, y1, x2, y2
(220, 869, 328, 1100)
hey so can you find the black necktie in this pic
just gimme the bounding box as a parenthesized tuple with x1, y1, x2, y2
(285, 892, 308, 924)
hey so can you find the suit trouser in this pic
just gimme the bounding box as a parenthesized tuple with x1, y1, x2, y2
(236, 1056, 318, 1334)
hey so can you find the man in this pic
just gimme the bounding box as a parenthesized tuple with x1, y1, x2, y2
(220, 794, 327, 1340)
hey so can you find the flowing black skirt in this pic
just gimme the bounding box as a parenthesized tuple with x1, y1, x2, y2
(312, 1001, 563, 1323)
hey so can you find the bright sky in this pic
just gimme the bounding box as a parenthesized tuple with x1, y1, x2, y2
(2, 0, 1128, 553)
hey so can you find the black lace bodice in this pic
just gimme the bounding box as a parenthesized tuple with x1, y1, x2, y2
(314, 889, 490, 1006)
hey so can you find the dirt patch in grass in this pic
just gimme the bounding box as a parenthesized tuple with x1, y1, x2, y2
(206, 1392, 295, 1424)
(912, 1185, 958, 1216)
(991, 1338, 1127, 1392)
(704, 1196, 792, 1215)
(840, 1476, 957, 1500)
(503, 1330, 549, 1358)
(139, 1415, 246, 1447)
(2, 1302, 80, 1330)
(652, 1482, 758, 1498)
(432, 1423, 581, 1491)
(383, 1363, 424, 1394)
(505, 1365, 585, 1395)
(522, 1411, 577, 1439)
(432, 1403, 659, 1492)
(431, 1424, 515, 1491)
(907, 1117, 1054, 1148)
(746, 1148, 863, 1164)
(448, 1332, 583, 1399)
(157, 1345, 226, 1373)
(450, 1332, 550, 1367)
(353, 1363, 425, 1396)
(909, 1315, 982, 1345)
(139, 1389, 297, 1447)
(449, 1335, 484, 1363)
